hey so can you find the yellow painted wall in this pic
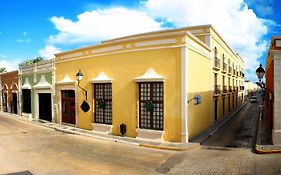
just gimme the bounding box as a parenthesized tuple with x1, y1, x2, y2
(56, 45, 182, 141)
(187, 48, 212, 138)
(55, 25, 245, 142)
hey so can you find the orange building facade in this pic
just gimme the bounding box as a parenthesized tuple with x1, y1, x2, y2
(0, 71, 19, 114)
(265, 36, 281, 144)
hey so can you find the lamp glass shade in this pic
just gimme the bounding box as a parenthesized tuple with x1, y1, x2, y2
(255, 64, 265, 81)
(76, 70, 83, 82)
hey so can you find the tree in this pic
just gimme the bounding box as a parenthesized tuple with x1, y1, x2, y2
(0, 67, 7, 73)
(19, 56, 45, 67)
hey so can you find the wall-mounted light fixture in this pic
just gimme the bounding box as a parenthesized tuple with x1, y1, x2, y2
(256, 64, 265, 82)
(76, 70, 90, 112)
(76, 70, 87, 100)
(188, 95, 202, 105)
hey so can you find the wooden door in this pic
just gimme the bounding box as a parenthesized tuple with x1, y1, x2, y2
(12, 93, 17, 114)
(39, 93, 52, 121)
(61, 90, 76, 125)
(2, 92, 8, 112)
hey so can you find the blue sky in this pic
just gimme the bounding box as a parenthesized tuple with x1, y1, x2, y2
(0, 0, 280, 81)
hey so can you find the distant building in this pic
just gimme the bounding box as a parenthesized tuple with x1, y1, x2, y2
(19, 60, 55, 122)
(55, 25, 245, 142)
(265, 36, 281, 144)
(244, 80, 258, 98)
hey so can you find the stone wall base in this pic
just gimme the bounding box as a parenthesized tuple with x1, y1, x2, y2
(272, 130, 281, 144)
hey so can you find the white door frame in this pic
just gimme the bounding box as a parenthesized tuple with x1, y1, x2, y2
(34, 88, 53, 121)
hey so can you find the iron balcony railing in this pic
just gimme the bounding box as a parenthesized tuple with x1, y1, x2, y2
(214, 85, 221, 94)
(229, 86, 232, 93)
(214, 57, 221, 69)
(222, 62, 227, 73)
(223, 85, 227, 93)
(228, 66, 232, 75)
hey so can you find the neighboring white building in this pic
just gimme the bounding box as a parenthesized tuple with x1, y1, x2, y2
(244, 80, 258, 98)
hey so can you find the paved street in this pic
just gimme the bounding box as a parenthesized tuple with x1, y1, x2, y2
(202, 100, 259, 148)
(0, 115, 174, 175)
(166, 97, 281, 175)
(0, 101, 281, 175)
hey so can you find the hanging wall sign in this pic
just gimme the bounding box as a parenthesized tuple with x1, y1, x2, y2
(80, 100, 90, 112)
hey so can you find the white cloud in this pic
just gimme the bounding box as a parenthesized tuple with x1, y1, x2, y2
(39, 45, 61, 59)
(16, 38, 31, 43)
(145, 0, 268, 73)
(0, 58, 19, 71)
(44, 0, 274, 81)
(48, 7, 161, 44)
(48, 7, 163, 45)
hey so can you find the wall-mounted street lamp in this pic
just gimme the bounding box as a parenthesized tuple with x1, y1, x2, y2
(256, 64, 265, 82)
(76, 70, 90, 112)
(255, 64, 273, 101)
(76, 70, 88, 100)
(188, 95, 202, 105)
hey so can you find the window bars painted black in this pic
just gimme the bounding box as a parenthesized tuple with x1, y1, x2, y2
(94, 83, 112, 125)
(139, 82, 164, 130)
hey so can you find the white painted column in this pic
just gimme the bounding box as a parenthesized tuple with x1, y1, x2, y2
(181, 43, 188, 143)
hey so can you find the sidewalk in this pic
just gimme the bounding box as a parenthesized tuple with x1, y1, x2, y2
(0, 111, 198, 151)
(0, 100, 251, 152)
(255, 104, 281, 153)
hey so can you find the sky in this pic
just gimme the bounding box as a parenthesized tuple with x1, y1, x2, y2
(0, 0, 280, 81)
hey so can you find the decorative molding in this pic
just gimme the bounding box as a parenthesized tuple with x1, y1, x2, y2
(134, 68, 164, 82)
(276, 40, 281, 47)
(20, 59, 54, 75)
(22, 78, 31, 89)
(188, 29, 204, 34)
(60, 52, 83, 59)
(56, 75, 75, 85)
(91, 45, 123, 54)
(90, 72, 113, 83)
(33, 75, 52, 89)
(187, 38, 210, 58)
(271, 50, 281, 59)
(56, 45, 186, 64)
(135, 39, 177, 47)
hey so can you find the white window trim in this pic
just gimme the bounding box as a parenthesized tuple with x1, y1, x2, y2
(134, 68, 165, 82)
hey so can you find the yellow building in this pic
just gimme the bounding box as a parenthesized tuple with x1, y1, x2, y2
(55, 25, 244, 142)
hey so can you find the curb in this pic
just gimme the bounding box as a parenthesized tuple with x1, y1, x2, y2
(254, 105, 281, 154)
(139, 143, 200, 151)
(0, 112, 201, 152)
